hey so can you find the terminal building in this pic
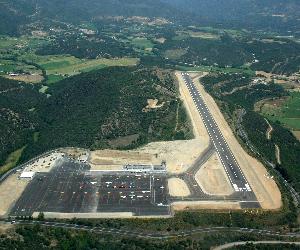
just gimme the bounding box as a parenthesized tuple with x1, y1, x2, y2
(123, 162, 167, 173)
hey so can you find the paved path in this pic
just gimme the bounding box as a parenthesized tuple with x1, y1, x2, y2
(213, 240, 300, 250)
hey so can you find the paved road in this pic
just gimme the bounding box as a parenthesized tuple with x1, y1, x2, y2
(3, 220, 300, 240)
(213, 240, 300, 250)
(181, 73, 252, 194)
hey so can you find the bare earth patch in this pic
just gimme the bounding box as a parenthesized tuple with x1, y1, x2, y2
(172, 201, 241, 211)
(0, 173, 29, 217)
(168, 178, 190, 197)
(292, 131, 300, 141)
(195, 152, 234, 196)
(154, 37, 166, 44)
(265, 118, 273, 140)
(142, 99, 165, 112)
(136, 139, 209, 173)
(275, 144, 281, 165)
(6, 74, 44, 83)
(89, 149, 156, 170)
(0, 223, 14, 234)
(256, 71, 273, 82)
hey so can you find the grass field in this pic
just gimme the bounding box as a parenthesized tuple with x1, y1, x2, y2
(261, 92, 300, 132)
(131, 37, 154, 51)
(0, 35, 139, 84)
(175, 30, 219, 40)
(0, 146, 25, 175)
(19, 54, 139, 83)
(164, 49, 187, 60)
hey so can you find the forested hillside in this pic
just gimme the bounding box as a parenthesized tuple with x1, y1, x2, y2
(0, 0, 35, 35)
(164, 0, 300, 34)
(1, 0, 299, 36)
(0, 77, 42, 164)
(0, 67, 192, 167)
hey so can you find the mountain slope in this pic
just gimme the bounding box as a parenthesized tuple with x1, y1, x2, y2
(164, 0, 300, 34)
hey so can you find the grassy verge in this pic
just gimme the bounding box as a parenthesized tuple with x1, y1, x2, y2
(0, 146, 26, 175)
(261, 92, 300, 131)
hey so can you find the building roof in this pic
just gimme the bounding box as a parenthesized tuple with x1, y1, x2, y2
(20, 172, 35, 178)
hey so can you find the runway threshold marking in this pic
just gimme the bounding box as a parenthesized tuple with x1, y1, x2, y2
(181, 72, 252, 193)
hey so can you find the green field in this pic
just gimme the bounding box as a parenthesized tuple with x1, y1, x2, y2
(0, 35, 139, 84)
(131, 37, 154, 51)
(16, 53, 138, 84)
(261, 92, 300, 130)
(164, 49, 187, 59)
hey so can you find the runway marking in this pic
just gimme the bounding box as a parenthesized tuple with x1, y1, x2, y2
(182, 73, 251, 192)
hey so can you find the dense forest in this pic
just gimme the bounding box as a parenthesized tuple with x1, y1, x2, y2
(1, 0, 299, 36)
(0, 77, 42, 164)
(164, 0, 300, 35)
(0, 67, 192, 167)
(156, 34, 300, 75)
(0, 224, 291, 250)
(36, 33, 136, 59)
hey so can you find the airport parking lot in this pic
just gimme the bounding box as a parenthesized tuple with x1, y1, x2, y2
(10, 158, 170, 217)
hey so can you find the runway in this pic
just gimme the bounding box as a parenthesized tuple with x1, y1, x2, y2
(181, 73, 258, 204)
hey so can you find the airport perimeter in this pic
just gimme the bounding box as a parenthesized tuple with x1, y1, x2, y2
(0, 72, 281, 218)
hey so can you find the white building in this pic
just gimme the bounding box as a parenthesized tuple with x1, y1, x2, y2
(20, 172, 35, 179)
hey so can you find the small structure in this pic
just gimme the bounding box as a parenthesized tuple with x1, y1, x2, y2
(20, 172, 35, 179)
(123, 162, 167, 173)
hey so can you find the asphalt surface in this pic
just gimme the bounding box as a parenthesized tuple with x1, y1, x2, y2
(178, 73, 259, 207)
(181, 73, 252, 193)
(10, 158, 170, 217)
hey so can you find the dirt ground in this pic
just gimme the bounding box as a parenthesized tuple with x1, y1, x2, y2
(275, 144, 281, 165)
(89, 149, 156, 170)
(6, 74, 44, 83)
(168, 178, 191, 197)
(172, 201, 241, 211)
(0, 173, 29, 217)
(256, 71, 273, 82)
(195, 152, 234, 196)
(0, 223, 14, 234)
(154, 37, 166, 44)
(292, 131, 300, 141)
(143, 99, 165, 112)
(90, 138, 209, 174)
(192, 73, 282, 210)
(265, 118, 273, 140)
(135, 139, 209, 173)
